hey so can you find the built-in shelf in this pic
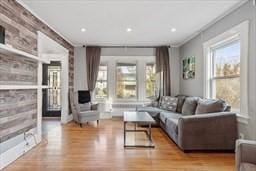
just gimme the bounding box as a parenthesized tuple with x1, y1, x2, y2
(0, 43, 49, 63)
(0, 85, 49, 90)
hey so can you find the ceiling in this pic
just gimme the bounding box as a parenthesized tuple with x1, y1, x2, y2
(19, 0, 245, 47)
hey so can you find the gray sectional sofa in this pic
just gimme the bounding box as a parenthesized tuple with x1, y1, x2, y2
(137, 95, 238, 151)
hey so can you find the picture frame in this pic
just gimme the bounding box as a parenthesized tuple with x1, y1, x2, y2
(183, 56, 195, 79)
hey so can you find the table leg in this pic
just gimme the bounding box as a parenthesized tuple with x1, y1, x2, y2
(124, 122, 126, 147)
(149, 123, 152, 142)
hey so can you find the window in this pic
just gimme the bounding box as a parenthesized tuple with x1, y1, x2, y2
(210, 40, 240, 111)
(95, 64, 108, 98)
(116, 63, 137, 99)
(204, 21, 249, 119)
(145, 63, 156, 98)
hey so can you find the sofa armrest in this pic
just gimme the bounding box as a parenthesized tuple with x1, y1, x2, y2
(91, 103, 99, 111)
(236, 139, 256, 171)
(178, 112, 238, 150)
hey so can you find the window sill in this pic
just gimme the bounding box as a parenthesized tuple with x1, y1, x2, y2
(236, 114, 249, 124)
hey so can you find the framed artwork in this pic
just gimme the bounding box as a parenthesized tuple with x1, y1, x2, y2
(183, 56, 195, 79)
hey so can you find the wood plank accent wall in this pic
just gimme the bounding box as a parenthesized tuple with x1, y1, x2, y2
(0, 0, 74, 87)
(0, 0, 74, 143)
(0, 54, 38, 85)
(0, 89, 37, 143)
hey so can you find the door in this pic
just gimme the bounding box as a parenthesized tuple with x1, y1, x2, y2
(43, 61, 61, 117)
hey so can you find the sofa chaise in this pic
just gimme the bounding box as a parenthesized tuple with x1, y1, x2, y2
(137, 95, 238, 151)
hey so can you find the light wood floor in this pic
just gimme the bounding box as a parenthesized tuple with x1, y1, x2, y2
(4, 118, 235, 171)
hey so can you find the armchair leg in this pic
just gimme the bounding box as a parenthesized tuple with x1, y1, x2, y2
(80, 123, 82, 128)
(97, 120, 99, 125)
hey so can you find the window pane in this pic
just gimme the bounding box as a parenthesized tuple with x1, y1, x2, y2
(97, 65, 107, 80)
(116, 63, 136, 81)
(116, 81, 136, 98)
(95, 65, 108, 98)
(213, 41, 240, 77)
(116, 63, 137, 98)
(146, 64, 156, 97)
(214, 77, 240, 110)
(95, 81, 108, 98)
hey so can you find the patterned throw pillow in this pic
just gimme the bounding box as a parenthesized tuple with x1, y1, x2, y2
(159, 96, 178, 112)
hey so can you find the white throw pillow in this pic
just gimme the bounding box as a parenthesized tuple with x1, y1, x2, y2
(79, 102, 91, 111)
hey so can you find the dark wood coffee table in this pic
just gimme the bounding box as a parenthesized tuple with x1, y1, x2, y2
(123, 111, 155, 148)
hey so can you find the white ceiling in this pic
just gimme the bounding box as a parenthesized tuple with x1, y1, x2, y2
(20, 0, 245, 47)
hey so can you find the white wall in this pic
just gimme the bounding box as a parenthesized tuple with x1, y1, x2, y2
(74, 47, 88, 91)
(170, 47, 180, 96)
(101, 47, 155, 56)
(179, 0, 256, 140)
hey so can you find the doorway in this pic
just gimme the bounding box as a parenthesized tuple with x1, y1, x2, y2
(38, 31, 71, 137)
(43, 61, 61, 117)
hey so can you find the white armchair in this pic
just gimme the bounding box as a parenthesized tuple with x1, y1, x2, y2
(69, 91, 100, 127)
(236, 139, 256, 171)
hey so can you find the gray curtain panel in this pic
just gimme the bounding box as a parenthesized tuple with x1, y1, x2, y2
(86, 46, 101, 91)
(156, 46, 171, 96)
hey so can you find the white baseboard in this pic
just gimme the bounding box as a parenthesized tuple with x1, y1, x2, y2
(0, 133, 41, 170)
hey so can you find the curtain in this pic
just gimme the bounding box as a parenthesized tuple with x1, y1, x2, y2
(155, 46, 171, 96)
(86, 46, 101, 92)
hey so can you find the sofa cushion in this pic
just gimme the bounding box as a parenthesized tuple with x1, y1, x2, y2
(166, 118, 179, 134)
(181, 97, 199, 115)
(240, 163, 256, 171)
(195, 98, 226, 114)
(159, 111, 181, 124)
(159, 96, 178, 112)
(137, 106, 164, 117)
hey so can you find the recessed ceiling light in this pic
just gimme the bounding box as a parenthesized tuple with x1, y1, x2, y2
(126, 28, 132, 32)
(81, 28, 86, 32)
(171, 28, 177, 32)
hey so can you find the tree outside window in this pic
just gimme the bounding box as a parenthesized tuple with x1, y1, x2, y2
(95, 64, 108, 98)
(211, 40, 240, 111)
(116, 63, 137, 99)
(146, 63, 156, 98)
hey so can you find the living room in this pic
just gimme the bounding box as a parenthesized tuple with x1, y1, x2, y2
(0, 0, 255, 170)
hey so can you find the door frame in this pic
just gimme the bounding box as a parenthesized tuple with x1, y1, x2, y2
(38, 32, 72, 125)
(42, 61, 61, 117)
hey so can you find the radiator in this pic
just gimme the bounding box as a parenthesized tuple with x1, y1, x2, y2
(111, 103, 145, 116)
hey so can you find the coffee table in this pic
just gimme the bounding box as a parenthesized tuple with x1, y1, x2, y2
(123, 111, 155, 148)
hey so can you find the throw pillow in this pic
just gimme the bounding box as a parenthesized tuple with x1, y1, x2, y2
(195, 98, 226, 114)
(175, 95, 187, 113)
(159, 96, 178, 112)
(181, 97, 199, 115)
(79, 102, 91, 111)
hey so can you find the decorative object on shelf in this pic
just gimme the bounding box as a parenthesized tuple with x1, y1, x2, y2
(0, 25, 5, 44)
(183, 56, 195, 79)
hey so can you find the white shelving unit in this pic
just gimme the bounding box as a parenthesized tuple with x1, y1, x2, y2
(0, 44, 49, 63)
(0, 85, 49, 90)
(0, 44, 49, 90)
(0, 44, 49, 170)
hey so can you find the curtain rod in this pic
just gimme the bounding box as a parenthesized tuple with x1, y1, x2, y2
(83, 45, 171, 48)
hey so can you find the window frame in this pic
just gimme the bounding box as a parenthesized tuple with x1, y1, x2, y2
(94, 62, 108, 99)
(209, 38, 241, 112)
(203, 21, 249, 123)
(115, 61, 138, 100)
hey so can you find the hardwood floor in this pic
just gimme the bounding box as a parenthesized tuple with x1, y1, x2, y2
(4, 118, 235, 171)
